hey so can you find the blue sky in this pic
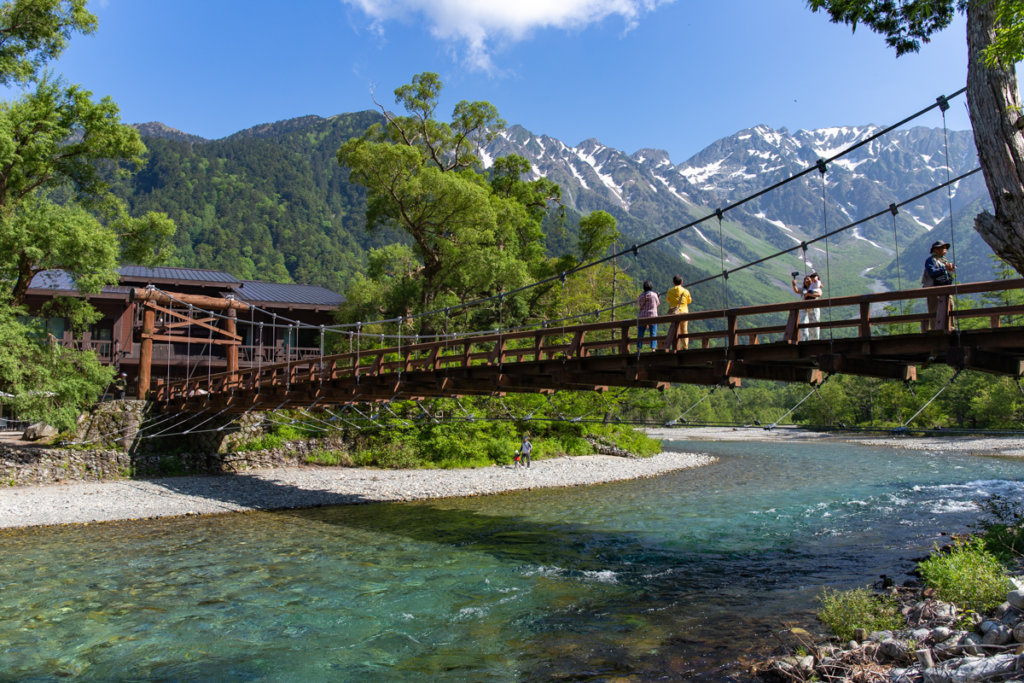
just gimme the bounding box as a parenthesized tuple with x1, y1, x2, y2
(50, 0, 974, 162)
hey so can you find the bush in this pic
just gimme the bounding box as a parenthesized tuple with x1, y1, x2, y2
(304, 449, 351, 466)
(356, 440, 421, 469)
(918, 539, 1012, 613)
(817, 586, 903, 642)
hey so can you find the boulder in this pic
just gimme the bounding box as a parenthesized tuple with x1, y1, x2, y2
(1009, 590, 1024, 611)
(22, 422, 57, 441)
(911, 627, 932, 643)
(982, 623, 1014, 646)
(962, 633, 983, 656)
(878, 637, 911, 663)
(934, 633, 968, 658)
(923, 653, 1023, 683)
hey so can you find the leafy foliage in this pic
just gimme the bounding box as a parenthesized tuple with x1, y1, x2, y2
(228, 394, 660, 468)
(337, 72, 562, 335)
(116, 112, 384, 292)
(987, 0, 1024, 66)
(918, 538, 1012, 613)
(0, 0, 173, 428)
(817, 586, 904, 642)
(0, 307, 113, 431)
(807, 0, 967, 56)
(0, 0, 96, 86)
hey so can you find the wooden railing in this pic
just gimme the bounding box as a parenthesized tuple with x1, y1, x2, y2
(51, 338, 116, 363)
(153, 279, 1024, 403)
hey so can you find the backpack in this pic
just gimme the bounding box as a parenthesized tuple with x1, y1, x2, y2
(922, 258, 951, 287)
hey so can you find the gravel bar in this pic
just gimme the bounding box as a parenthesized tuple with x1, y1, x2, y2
(647, 426, 1024, 457)
(0, 451, 715, 529)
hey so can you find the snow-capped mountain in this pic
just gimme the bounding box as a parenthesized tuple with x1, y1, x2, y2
(484, 122, 989, 291)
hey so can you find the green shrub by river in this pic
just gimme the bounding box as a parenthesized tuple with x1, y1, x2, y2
(234, 395, 661, 468)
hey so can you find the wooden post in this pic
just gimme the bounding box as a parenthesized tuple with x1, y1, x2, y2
(138, 304, 155, 399)
(785, 309, 801, 344)
(726, 311, 738, 348)
(859, 300, 872, 339)
(225, 309, 238, 387)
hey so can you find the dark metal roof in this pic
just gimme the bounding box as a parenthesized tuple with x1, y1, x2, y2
(118, 265, 240, 285)
(28, 270, 76, 291)
(233, 281, 345, 308)
(27, 270, 132, 297)
(27, 269, 343, 308)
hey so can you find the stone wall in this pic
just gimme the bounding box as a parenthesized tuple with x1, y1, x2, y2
(75, 399, 150, 451)
(0, 436, 351, 487)
(74, 400, 266, 455)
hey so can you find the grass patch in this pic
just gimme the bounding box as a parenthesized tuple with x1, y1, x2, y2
(817, 586, 904, 642)
(304, 449, 351, 466)
(233, 422, 316, 452)
(918, 538, 1012, 613)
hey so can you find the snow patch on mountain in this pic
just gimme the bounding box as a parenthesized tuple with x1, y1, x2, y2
(680, 159, 725, 185)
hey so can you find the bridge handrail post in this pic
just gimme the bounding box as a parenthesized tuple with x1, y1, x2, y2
(665, 320, 680, 352)
(859, 298, 872, 339)
(726, 311, 738, 348)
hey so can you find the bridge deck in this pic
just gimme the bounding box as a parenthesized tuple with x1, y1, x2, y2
(155, 279, 1024, 413)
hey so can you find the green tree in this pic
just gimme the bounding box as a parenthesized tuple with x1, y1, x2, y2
(0, 0, 174, 429)
(0, 0, 95, 85)
(577, 210, 619, 263)
(337, 72, 560, 335)
(807, 0, 1024, 274)
(0, 305, 112, 431)
(0, 77, 175, 305)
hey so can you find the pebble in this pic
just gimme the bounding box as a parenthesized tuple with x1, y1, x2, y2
(0, 451, 715, 529)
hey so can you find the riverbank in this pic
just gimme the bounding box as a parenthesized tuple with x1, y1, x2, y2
(0, 451, 714, 529)
(5, 426, 1023, 530)
(646, 425, 1024, 457)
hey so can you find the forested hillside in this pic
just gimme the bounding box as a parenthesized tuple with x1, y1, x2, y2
(119, 112, 394, 293)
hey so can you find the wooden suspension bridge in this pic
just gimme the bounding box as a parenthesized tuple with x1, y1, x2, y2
(138, 279, 1024, 415)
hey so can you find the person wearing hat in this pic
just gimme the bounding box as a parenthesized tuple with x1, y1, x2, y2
(923, 241, 955, 287)
(791, 272, 823, 340)
(922, 240, 955, 330)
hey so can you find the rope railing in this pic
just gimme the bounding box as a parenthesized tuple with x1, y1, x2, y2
(152, 277, 1024, 405)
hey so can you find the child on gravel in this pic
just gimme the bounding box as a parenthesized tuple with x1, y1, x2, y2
(515, 434, 532, 469)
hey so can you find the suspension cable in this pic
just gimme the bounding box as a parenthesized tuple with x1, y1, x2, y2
(894, 368, 962, 433)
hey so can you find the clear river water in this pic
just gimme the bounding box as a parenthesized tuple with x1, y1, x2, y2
(3, 437, 1024, 681)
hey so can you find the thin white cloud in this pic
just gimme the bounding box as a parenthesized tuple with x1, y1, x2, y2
(342, 0, 671, 72)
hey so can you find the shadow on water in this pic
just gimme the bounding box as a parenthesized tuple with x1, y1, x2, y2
(142, 470, 850, 680)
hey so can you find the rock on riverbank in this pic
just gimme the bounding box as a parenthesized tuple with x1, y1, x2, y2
(758, 582, 1024, 683)
(0, 451, 715, 529)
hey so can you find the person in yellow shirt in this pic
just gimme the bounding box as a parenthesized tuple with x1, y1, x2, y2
(666, 275, 693, 349)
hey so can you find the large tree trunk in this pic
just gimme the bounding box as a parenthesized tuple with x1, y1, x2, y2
(967, 0, 1024, 274)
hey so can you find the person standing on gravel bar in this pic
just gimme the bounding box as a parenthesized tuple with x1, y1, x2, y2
(518, 434, 533, 469)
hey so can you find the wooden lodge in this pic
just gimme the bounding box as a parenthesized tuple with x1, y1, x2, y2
(24, 266, 345, 397)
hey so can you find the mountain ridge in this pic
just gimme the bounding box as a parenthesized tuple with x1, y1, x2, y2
(121, 112, 995, 307)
